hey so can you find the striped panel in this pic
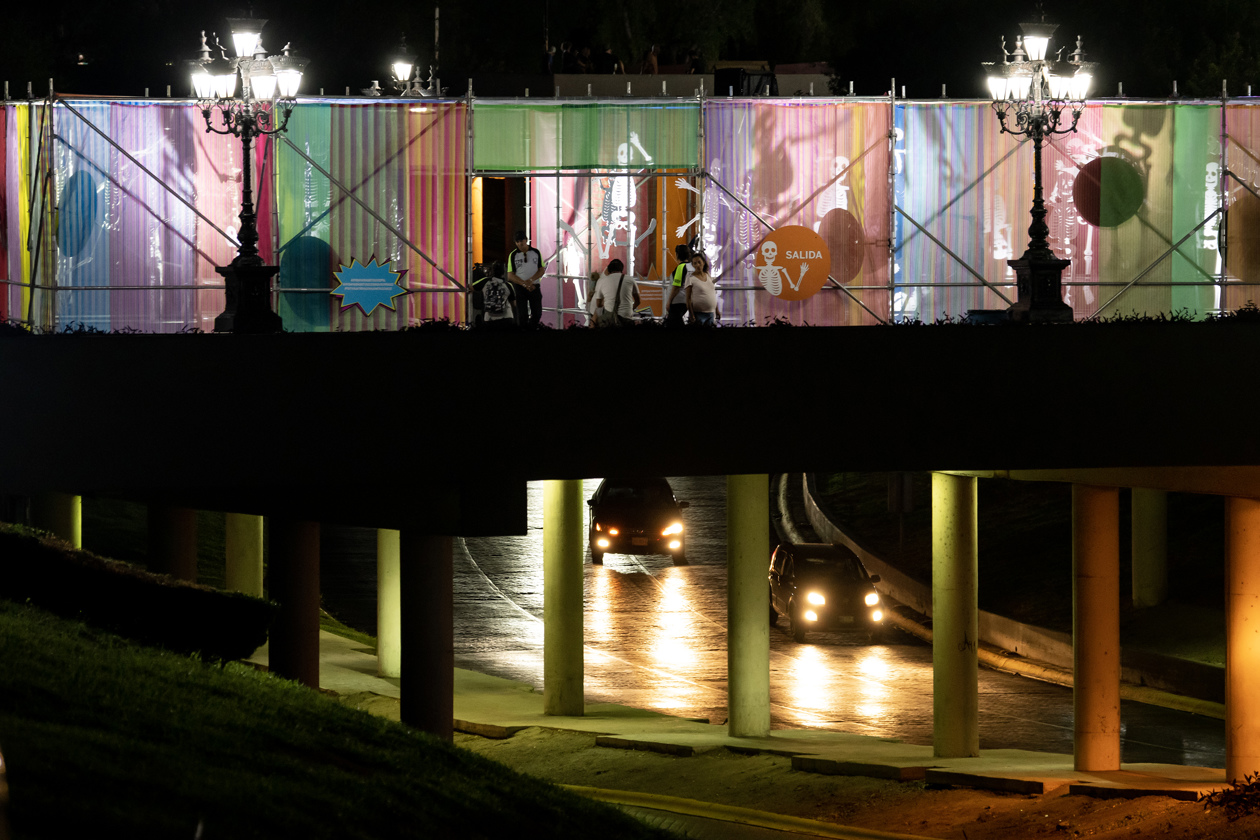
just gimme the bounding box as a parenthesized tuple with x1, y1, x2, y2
(0, 105, 6, 321)
(53, 101, 113, 329)
(328, 103, 411, 331)
(7, 105, 33, 324)
(405, 101, 467, 323)
(704, 99, 892, 326)
(896, 102, 999, 321)
(1093, 104, 1221, 319)
(1224, 103, 1260, 311)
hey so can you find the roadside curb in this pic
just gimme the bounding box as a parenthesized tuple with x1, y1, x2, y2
(562, 784, 938, 840)
(774, 474, 1225, 721)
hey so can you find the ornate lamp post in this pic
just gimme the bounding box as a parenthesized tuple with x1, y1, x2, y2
(983, 11, 1095, 322)
(388, 35, 439, 96)
(190, 19, 307, 333)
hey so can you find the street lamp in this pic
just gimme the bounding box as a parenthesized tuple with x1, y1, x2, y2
(190, 21, 307, 333)
(388, 34, 439, 97)
(983, 11, 1096, 322)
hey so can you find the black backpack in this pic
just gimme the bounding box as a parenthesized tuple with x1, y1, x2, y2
(483, 277, 511, 315)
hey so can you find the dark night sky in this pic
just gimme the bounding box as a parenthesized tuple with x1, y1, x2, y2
(1, 0, 1255, 100)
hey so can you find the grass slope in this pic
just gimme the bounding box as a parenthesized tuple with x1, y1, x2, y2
(0, 601, 668, 840)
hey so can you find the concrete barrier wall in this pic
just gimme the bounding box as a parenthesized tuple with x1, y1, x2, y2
(801, 473, 1225, 702)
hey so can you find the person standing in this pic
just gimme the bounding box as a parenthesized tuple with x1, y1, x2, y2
(480, 262, 518, 330)
(586, 270, 601, 327)
(665, 243, 692, 328)
(685, 252, 718, 327)
(595, 45, 625, 74)
(593, 259, 639, 326)
(639, 45, 659, 75)
(507, 230, 546, 328)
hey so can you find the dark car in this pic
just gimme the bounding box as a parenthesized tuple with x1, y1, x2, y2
(587, 477, 689, 564)
(768, 543, 884, 643)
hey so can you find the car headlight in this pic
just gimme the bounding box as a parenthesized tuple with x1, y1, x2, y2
(596, 538, 610, 548)
(668, 540, 681, 550)
(662, 522, 683, 536)
(608, 527, 619, 536)
(871, 609, 883, 623)
(865, 592, 880, 606)
(806, 592, 826, 606)
(804, 610, 818, 622)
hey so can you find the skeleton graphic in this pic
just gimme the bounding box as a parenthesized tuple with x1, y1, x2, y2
(675, 158, 733, 279)
(814, 156, 851, 232)
(598, 132, 655, 268)
(757, 240, 808, 296)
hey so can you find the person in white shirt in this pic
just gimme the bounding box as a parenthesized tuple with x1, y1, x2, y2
(685, 253, 717, 327)
(592, 259, 640, 326)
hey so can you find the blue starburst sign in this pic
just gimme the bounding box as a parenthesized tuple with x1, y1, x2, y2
(331, 257, 409, 316)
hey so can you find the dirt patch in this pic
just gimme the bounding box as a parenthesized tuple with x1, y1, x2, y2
(456, 727, 1260, 838)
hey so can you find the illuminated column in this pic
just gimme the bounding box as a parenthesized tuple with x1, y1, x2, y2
(377, 528, 401, 678)
(544, 479, 585, 716)
(932, 472, 979, 758)
(31, 492, 81, 548)
(268, 518, 321, 688)
(1226, 497, 1260, 780)
(225, 513, 264, 597)
(1131, 488, 1168, 608)
(727, 474, 770, 737)
(1073, 484, 1121, 771)
(147, 504, 197, 582)
(401, 533, 453, 740)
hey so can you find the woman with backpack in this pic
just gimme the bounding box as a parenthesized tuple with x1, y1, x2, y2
(480, 262, 518, 330)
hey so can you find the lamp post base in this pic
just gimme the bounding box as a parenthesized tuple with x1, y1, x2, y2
(1006, 254, 1073, 323)
(214, 263, 283, 334)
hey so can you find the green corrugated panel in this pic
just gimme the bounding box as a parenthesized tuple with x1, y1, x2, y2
(1170, 104, 1222, 316)
(473, 101, 699, 171)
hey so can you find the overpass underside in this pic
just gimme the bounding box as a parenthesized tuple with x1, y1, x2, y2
(4, 325, 1260, 776)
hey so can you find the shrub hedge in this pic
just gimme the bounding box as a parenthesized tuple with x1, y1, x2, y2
(0, 524, 274, 660)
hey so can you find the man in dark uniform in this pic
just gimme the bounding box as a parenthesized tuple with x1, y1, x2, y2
(506, 230, 546, 328)
(665, 243, 692, 327)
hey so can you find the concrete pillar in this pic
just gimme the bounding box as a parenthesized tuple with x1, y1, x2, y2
(377, 528, 401, 678)
(727, 474, 770, 737)
(1226, 497, 1260, 780)
(1073, 484, 1121, 772)
(225, 513, 264, 597)
(31, 492, 81, 549)
(400, 533, 453, 740)
(931, 472, 979, 758)
(268, 518, 321, 688)
(543, 479, 585, 715)
(147, 504, 197, 582)
(1131, 488, 1168, 608)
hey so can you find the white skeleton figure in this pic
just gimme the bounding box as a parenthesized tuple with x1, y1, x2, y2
(599, 132, 654, 265)
(675, 158, 733, 277)
(814, 156, 851, 232)
(757, 240, 809, 296)
(559, 223, 589, 315)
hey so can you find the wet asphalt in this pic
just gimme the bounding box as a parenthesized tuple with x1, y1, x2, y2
(319, 476, 1226, 768)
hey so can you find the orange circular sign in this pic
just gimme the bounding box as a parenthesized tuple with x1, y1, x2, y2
(753, 226, 832, 301)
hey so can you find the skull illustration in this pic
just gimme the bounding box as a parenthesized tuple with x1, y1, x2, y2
(760, 240, 778, 264)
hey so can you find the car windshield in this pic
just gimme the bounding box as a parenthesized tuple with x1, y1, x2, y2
(603, 482, 673, 505)
(800, 555, 866, 581)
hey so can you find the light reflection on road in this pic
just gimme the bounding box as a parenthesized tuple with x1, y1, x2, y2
(454, 476, 1226, 766)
